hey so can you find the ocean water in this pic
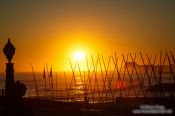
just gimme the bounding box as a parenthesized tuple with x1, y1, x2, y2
(0, 72, 68, 98)
(0, 71, 174, 102)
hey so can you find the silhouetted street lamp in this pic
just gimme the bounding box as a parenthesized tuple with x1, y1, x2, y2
(3, 39, 15, 96)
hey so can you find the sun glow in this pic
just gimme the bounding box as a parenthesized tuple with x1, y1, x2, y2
(73, 51, 85, 61)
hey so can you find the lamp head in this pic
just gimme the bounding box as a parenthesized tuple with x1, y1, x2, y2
(3, 39, 15, 63)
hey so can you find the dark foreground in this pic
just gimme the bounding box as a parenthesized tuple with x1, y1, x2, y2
(0, 96, 175, 116)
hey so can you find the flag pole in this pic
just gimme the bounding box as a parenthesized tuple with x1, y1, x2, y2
(49, 66, 54, 99)
(46, 63, 51, 94)
(31, 63, 39, 97)
(43, 66, 47, 97)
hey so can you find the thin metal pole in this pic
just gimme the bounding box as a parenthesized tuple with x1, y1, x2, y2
(86, 56, 94, 103)
(99, 55, 106, 102)
(170, 51, 175, 84)
(55, 72, 57, 90)
(43, 66, 47, 97)
(64, 72, 69, 101)
(67, 63, 74, 101)
(121, 54, 129, 97)
(130, 53, 145, 97)
(140, 52, 152, 97)
(101, 55, 111, 102)
(146, 53, 159, 97)
(46, 63, 51, 94)
(122, 54, 137, 97)
(69, 59, 80, 101)
(112, 54, 126, 99)
(160, 51, 167, 97)
(31, 63, 39, 97)
(77, 61, 86, 101)
(167, 51, 175, 83)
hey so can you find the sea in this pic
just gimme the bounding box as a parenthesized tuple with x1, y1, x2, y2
(0, 71, 174, 102)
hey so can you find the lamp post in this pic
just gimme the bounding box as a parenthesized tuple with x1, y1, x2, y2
(3, 39, 15, 96)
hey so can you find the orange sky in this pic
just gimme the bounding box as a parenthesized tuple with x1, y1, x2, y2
(0, 0, 175, 72)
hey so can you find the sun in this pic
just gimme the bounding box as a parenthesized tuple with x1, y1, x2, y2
(73, 51, 85, 61)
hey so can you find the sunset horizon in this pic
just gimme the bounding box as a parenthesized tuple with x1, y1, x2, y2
(0, 0, 175, 72)
(0, 1, 175, 115)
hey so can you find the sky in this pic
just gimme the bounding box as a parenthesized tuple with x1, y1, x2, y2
(0, 0, 175, 72)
